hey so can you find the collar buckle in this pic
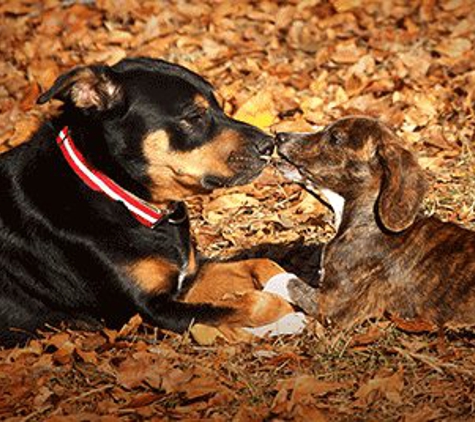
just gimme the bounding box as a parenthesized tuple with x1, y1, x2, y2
(167, 202, 188, 225)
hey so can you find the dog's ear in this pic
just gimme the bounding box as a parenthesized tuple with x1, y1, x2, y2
(37, 65, 123, 111)
(376, 141, 427, 232)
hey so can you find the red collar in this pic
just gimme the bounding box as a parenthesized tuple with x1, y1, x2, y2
(56, 126, 172, 228)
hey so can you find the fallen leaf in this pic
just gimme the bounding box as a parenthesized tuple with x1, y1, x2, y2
(329, 0, 362, 13)
(436, 38, 472, 58)
(349, 324, 386, 347)
(389, 314, 437, 333)
(190, 324, 224, 346)
(355, 368, 404, 405)
(234, 92, 276, 130)
(116, 357, 149, 389)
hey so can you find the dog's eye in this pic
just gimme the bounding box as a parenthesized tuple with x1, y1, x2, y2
(329, 132, 345, 146)
(182, 111, 204, 126)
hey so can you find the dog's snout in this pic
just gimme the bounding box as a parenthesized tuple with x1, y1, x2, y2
(275, 132, 292, 145)
(255, 136, 274, 156)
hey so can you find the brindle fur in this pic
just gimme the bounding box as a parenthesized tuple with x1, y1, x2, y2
(277, 116, 475, 329)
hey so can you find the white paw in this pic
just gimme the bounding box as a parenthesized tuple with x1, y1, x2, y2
(262, 272, 301, 305)
(243, 312, 307, 337)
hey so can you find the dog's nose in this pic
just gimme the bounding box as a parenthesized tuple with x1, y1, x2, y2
(275, 132, 292, 145)
(255, 136, 274, 156)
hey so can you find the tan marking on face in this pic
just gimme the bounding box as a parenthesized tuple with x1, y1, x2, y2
(126, 257, 179, 293)
(194, 94, 210, 110)
(143, 129, 244, 202)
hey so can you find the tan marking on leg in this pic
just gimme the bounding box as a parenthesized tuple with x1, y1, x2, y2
(126, 257, 179, 293)
(185, 244, 198, 279)
(243, 258, 287, 288)
(184, 261, 258, 304)
(219, 291, 294, 327)
(184, 259, 293, 327)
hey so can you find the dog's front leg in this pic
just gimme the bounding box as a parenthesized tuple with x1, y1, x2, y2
(137, 293, 236, 333)
(124, 256, 235, 332)
(286, 279, 319, 316)
(183, 259, 297, 327)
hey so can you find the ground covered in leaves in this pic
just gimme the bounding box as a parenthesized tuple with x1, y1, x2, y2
(1, 0, 475, 420)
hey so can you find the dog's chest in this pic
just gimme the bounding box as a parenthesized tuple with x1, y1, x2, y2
(118, 205, 197, 296)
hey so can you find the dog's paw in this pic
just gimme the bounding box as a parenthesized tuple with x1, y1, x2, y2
(243, 311, 307, 337)
(287, 277, 319, 316)
(262, 272, 299, 304)
(263, 272, 319, 316)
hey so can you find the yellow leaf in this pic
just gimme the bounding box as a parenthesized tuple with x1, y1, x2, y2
(234, 92, 276, 130)
(330, 0, 362, 12)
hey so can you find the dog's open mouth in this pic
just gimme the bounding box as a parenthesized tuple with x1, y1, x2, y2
(274, 155, 306, 183)
(274, 157, 323, 198)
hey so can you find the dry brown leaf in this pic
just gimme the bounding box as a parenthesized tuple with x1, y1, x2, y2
(52, 341, 75, 365)
(20, 83, 40, 112)
(205, 193, 259, 213)
(355, 368, 404, 405)
(403, 404, 442, 422)
(294, 191, 327, 215)
(389, 314, 437, 333)
(75, 348, 98, 365)
(190, 323, 224, 346)
(161, 367, 193, 394)
(331, 40, 366, 64)
(118, 313, 143, 338)
(349, 324, 386, 348)
(184, 375, 224, 400)
(293, 404, 328, 422)
(292, 376, 347, 400)
(329, 0, 362, 13)
(9, 116, 41, 147)
(116, 357, 149, 389)
(436, 38, 472, 58)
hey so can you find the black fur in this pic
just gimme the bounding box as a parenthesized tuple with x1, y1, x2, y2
(0, 57, 272, 347)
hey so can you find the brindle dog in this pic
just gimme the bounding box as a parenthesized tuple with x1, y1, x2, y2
(276, 116, 475, 329)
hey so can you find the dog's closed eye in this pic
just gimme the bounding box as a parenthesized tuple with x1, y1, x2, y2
(329, 131, 346, 146)
(181, 109, 206, 126)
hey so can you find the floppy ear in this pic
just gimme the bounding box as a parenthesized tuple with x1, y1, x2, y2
(376, 140, 428, 232)
(37, 65, 123, 111)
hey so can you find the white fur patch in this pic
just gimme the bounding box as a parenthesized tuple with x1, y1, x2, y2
(177, 271, 186, 293)
(262, 272, 300, 305)
(320, 188, 345, 231)
(278, 161, 304, 182)
(243, 312, 307, 337)
(242, 272, 308, 336)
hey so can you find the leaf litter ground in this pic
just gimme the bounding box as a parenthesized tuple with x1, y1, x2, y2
(1, 1, 475, 420)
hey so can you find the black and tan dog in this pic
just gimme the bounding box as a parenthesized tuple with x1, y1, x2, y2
(0, 57, 302, 347)
(277, 116, 475, 329)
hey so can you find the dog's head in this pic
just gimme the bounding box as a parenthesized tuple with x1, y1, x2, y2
(38, 57, 273, 203)
(276, 116, 428, 232)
